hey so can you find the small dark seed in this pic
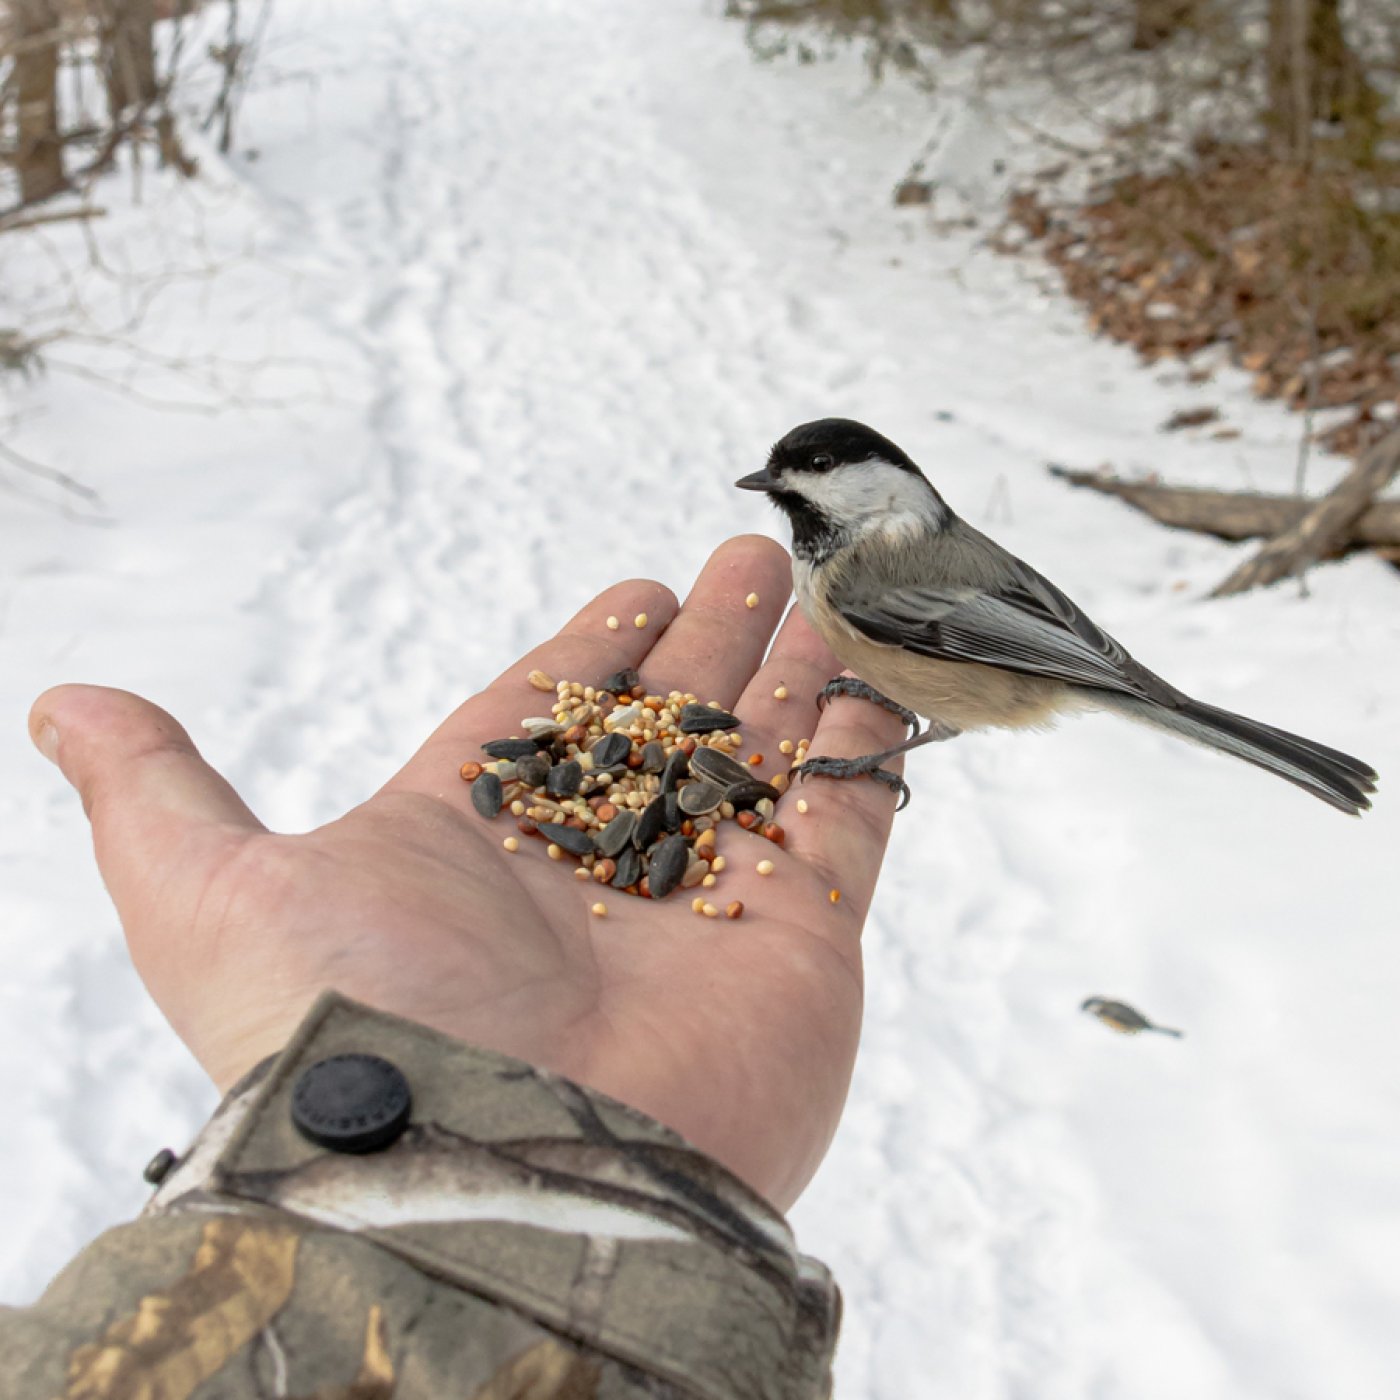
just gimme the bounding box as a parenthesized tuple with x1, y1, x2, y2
(662, 791, 683, 832)
(598, 667, 640, 695)
(536, 822, 594, 857)
(545, 760, 583, 798)
(678, 780, 725, 816)
(611, 846, 642, 889)
(592, 732, 632, 767)
(515, 753, 550, 788)
(594, 809, 637, 859)
(648, 833, 690, 899)
(640, 739, 667, 774)
(470, 772, 504, 819)
(678, 703, 740, 733)
(724, 778, 782, 810)
(660, 748, 690, 793)
(482, 738, 543, 760)
(688, 744, 752, 789)
(634, 795, 667, 850)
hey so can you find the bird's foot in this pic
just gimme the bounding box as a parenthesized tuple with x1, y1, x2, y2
(795, 753, 913, 812)
(816, 677, 921, 741)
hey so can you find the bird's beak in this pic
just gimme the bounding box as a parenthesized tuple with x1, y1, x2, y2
(735, 466, 778, 493)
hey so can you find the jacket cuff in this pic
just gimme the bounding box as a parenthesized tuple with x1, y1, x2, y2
(145, 991, 839, 1400)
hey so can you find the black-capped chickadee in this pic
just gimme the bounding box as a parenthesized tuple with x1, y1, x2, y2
(1081, 997, 1183, 1038)
(736, 418, 1377, 813)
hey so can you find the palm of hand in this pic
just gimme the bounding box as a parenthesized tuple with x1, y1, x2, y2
(33, 538, 905, 1207)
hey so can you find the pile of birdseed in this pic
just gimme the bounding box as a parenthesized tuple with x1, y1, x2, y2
(460, 667, 813, 917)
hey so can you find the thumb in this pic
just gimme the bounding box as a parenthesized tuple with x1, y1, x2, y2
(29, 684, 265, 928)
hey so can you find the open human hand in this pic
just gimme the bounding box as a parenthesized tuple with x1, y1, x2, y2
(29, 536, 907, 1208)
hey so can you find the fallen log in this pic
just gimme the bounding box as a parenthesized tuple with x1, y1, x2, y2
(1048, 465, 1400, 552)
(1210, 426, 1400, 596)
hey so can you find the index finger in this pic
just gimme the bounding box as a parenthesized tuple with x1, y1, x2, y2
(393, 575, 678, 790)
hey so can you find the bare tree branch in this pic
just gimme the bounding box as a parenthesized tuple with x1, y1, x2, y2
(1210, 425, 1400, 596)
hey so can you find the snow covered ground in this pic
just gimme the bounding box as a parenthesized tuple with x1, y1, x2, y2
(3, 1, 1398, 1395)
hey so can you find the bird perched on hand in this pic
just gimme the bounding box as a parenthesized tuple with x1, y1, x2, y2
(1081, 997, 1183, 1038)
(736, 417, 1377, 813)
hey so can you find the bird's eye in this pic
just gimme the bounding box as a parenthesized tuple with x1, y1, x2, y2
(810, 453, 834, 471)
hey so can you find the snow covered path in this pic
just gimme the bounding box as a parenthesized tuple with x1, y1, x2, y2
(3, 1, 1398, 1395)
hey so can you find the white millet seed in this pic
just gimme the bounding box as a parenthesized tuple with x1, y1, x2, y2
(634, 612, 648, 629)
(606, 616, 620, 631)
(796, 798, 810, 814)
(503, 837, 520, 853)
(590, 902, 608, 918)
(773, 685, 789, 700)
(756, 859, 775, 876)
(744, 592, 760, 609)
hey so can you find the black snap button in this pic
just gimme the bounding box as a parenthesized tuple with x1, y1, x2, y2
(291, 1053, 412, 1154)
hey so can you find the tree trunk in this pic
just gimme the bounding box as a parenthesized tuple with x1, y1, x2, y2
(94, 0, 159, 118)
(1266, 0, 1377, 159)
(12, 0, 66, 205)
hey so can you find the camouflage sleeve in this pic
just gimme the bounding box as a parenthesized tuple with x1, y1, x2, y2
(0, 991, 840, 1400)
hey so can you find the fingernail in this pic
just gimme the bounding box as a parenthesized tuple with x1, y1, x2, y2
(34, 721, 59, 764)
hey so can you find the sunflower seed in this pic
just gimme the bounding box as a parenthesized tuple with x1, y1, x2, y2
(688, 744, 752, 789)
(492, 760, 518, 781)
(470, 772, 504, 819)
(639, 740, 667, 774)
(660, 748, 690, 793)
(544, 760, 582, 798)
(599, 667, 640, 695)
(483, 738, 544, 760)
(678, 703, 740, 733)
(681, 854, 709, 888)
(648, 833, 690, 899)
(515, 753, 550, 788)
(678, 780, 725, 816)
(662, 791, 682, 831)
(634, 795, 667, 849)
(536, 822, 594, 857)
(591, 732, 632, 767)
(522, 718, 563, 739)
(593, 809, 637, 859)
(724, 778, 782, 810)
(611, 846, 642, 889)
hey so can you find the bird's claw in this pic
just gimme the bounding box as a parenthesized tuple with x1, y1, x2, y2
(794, 755, 913, 812)
(815, 677, 922, 741)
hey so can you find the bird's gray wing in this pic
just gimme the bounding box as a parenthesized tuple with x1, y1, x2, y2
(835, 556, 1180, 704)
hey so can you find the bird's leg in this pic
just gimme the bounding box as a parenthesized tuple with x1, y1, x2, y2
(815, 676, 922, 741)
(796, 720, 961, 812)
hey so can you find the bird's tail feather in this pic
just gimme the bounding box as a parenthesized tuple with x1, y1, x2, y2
(1107, 695, 1377, 815)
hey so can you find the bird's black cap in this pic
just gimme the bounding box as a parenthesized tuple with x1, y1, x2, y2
(736, 417, 920, 492)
